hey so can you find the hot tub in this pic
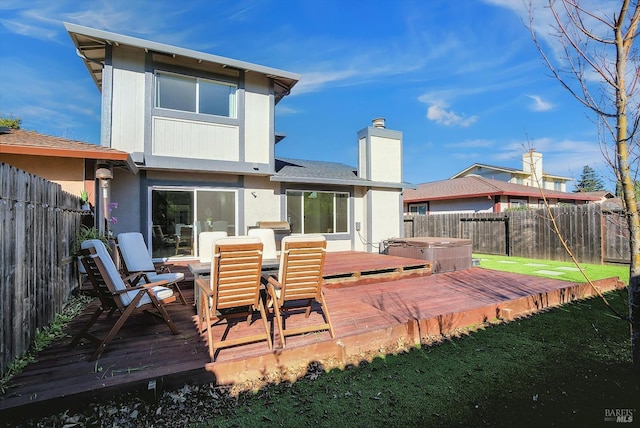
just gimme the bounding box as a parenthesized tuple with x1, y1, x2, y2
(384, 237, 472, 273)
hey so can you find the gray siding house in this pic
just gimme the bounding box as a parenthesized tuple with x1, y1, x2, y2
(65, 23, 407, 259)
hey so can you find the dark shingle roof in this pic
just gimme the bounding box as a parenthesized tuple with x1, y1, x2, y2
(404, 176, 601, 202)
(273, 157, 410, 189)
(275, 158, 362, 181)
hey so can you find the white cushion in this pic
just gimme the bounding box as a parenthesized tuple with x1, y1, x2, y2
(248, 228, 277, 260)
(81, 239, 174, 307)
(278, 235, 325, 281)
(198, 231, 228, 263)
(144, 272, 184, 284)
(117, 232, 155, 273)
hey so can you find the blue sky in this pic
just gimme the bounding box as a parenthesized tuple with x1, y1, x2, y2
(0, 0, 615, 190)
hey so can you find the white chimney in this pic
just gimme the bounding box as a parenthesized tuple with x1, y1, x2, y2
(357, 119, 402, 183)
(523, 149, 543, 185)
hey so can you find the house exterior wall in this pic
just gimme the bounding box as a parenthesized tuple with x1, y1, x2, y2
(110, 169, 142, 235)
(151, 117, 240, 161)
(107, 45, 274, 174)
(243, 175, 281, 232)
(365, 188, 403, 251)
(244, 73, 272, 167)
(109, 170, 365, 256)
(111, 47, 145, 155)
(351, 186, 367, 252)
(2, 154, 87, 198)
(427, 198, 495, 214)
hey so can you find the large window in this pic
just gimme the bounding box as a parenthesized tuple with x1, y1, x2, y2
(286, 191, 348, 234)
(155, 72, 237, 118)
(151, 188, 236, 259)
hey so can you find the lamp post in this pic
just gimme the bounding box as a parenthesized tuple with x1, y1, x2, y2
(95, 166, 113, 237)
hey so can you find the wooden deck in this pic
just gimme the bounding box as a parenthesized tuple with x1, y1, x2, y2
(0, 251, 623, 420)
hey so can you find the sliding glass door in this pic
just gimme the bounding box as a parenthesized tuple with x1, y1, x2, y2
(151, 187, 236, 259)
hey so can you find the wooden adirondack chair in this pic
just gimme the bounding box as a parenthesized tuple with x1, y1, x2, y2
(266, 235, 335, 348)
(71, 239, 179, 361)
(195, 237, 272, 361)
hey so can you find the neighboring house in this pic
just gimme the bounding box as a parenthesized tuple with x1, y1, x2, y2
(450, 149, 572, 192)
(404, 175, 602, 214)
(64, 23, 407, 258)
(0, 127, 136, 205)
(577, 190, 616, 203)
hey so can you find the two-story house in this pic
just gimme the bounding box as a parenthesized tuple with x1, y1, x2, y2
(65, 23, 406, 259)
(450, 149, 571, 192)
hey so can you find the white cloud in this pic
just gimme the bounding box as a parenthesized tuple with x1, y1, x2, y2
(420, 95, 478, 128)
(427, 105, 478, 127)
(526, 94, 553, 111)
(293, 69, 360, 95)
(0, 19, 57, 40)
(275, 105, 299, 116)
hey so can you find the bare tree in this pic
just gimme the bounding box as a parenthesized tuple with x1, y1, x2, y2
(529, 0, 640, 370)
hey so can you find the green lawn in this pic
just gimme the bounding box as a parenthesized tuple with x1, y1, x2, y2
(475, 253, 630, 285)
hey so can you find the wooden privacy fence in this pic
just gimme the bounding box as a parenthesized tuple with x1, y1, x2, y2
(404, 204, 631, 265)
(0, 163, 86, 375)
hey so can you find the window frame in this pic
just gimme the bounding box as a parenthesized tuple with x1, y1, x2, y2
(508, 198, 528, 208)
(286, 190, 350, 235)
(407, 203, 428, 215)
(148, 186, 238, 260)
(154, 70, 238, 119)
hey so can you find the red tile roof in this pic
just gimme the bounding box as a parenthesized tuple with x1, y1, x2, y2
(404, 176, 602, 202)
(0, 128, 129, 160)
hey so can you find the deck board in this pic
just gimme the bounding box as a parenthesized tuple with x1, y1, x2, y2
(0, 251, 623, 419)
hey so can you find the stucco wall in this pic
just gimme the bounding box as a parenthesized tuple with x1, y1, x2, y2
(3, 154, 86, 198)
(366, 188, 403, 252)
(109, 169, 141, 237)
(242, 175, 281, 233)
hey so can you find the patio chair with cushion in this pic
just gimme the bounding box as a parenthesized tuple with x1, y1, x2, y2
(117, 232, 187, 305)
(247, 227, 278, 261)
(198, 231, 228, 263)
(266, 235, 335, 348)
(195, 237, 272, 361)
(72, 239, 179, 361)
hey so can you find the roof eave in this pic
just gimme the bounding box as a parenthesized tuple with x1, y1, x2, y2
(270, 175, 410, 189)
(64, 22, 300, 98)
(0, 144, 138, 174)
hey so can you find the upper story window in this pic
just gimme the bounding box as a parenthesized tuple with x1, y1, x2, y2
(155, 72, 237, 118)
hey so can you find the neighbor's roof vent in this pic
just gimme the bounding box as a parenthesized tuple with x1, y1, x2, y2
(372, 117, 386, 129)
